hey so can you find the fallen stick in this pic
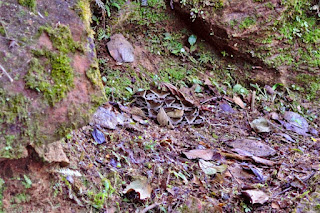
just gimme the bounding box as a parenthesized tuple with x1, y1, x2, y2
(140, 203, 160, 213)
(0, 64, 13, 82)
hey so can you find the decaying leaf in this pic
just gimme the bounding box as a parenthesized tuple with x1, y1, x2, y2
(92, 128, 106, 144)
(91, 106, 124, 129)
(157, 107, 174, 129)
(232, 148, 276, 166)
(123, 179, 152, 200)
(228, 139, 276, 157)
(283, 111, 309, 135)
(130, 106, 147, 118)
(199, 159, 227, 175)
(233, 95, 245, 109)
(242, 189, 269, 204)
(183, 149, 215, 160)
(250, 117, 271, 133)
(251, 156, 276, 167)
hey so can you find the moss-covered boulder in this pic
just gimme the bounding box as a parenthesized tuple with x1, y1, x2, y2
(0, 0, 105, 158)
(170, 0, 320, 98)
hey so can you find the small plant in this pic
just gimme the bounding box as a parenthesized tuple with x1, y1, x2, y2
(188, 34, 197, 53)
(11, 193, 31, 204)
(239, 17, 256, 30)
(143, 140, 157, 151)
(221, 50, 228, 57)
(233, 84, 249, 95)
(88, 179, 115, 209)
(18, 0, 36, 12)
(22, 175, 32, 189)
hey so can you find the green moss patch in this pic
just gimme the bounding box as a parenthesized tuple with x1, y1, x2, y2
(18, 0, 36, 12)
(0, 26, 6, 36)
(296, 74, 320, 100)
(0, 89, 37, 158)
(25, 25, 85, 106)
(38, 25, 83, 54)
(25, 50, 74, 106)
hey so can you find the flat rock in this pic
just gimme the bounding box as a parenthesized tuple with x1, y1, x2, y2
(34, 141, 69, 166)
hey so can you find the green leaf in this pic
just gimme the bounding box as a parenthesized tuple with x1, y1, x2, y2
(105, 5, 111, 17)
(125, 87, 133, 94)
(111, 2, 121, 10)
(272, 83, 283, 91)
(233, 84, 248, 95)
(188, 34, 197, 46)
(194, 85, 202, 93)
(22, 175, 32, 189)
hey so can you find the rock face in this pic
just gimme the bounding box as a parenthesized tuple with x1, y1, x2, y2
(0, 0, 105, 158)
(169, 0, 320, 96)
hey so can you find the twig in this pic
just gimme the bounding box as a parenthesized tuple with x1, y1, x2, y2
(251, 91, 256, 111)
(140, 203, 160, 213)
(0, 64, 13, 82)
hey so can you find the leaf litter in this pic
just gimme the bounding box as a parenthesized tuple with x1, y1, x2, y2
(37, 80, 318, 212)
(3, 83, 320, 212)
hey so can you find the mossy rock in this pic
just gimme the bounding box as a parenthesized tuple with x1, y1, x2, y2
(170, 0, 320, 98)
(0, 0, 105, 159)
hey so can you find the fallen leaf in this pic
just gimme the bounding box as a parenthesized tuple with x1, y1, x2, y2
(92, 128, 106, 144)
(91, 106, 123, 129)
(219, 102, 234, 113)
(233, 95, 245, 109)
(199, 159, 227, 175)
(276, 133, 295, 143)
(250, 117, 271, 133)
(240, 162, 265, 182)
(123, 179, 152, 200)
(130, 106, 146, 118)
(242, 189, 269, 204)
(157, 107, 174, 129)
(251, 156, 276, 166)
(228, 139, 276, 157)
(283, 111, 309, 135)
(232, 148, 276, 166)
(183, 149, 215, 160)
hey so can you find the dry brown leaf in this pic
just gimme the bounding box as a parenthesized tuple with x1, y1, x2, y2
(183, 149, 215, 160)
(123, 179, 152, 200)
(251, 156, 276, 166)
(199, 159, 227, 175)
(130, 106, 146, 118)
(242, 189, 269, 204)
(157, 107, 174, 129)
(228, 139, 276, 157)
(233, 95, 245, 109)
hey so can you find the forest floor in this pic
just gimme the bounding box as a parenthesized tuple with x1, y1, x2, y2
(1, 1, 320, 212)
